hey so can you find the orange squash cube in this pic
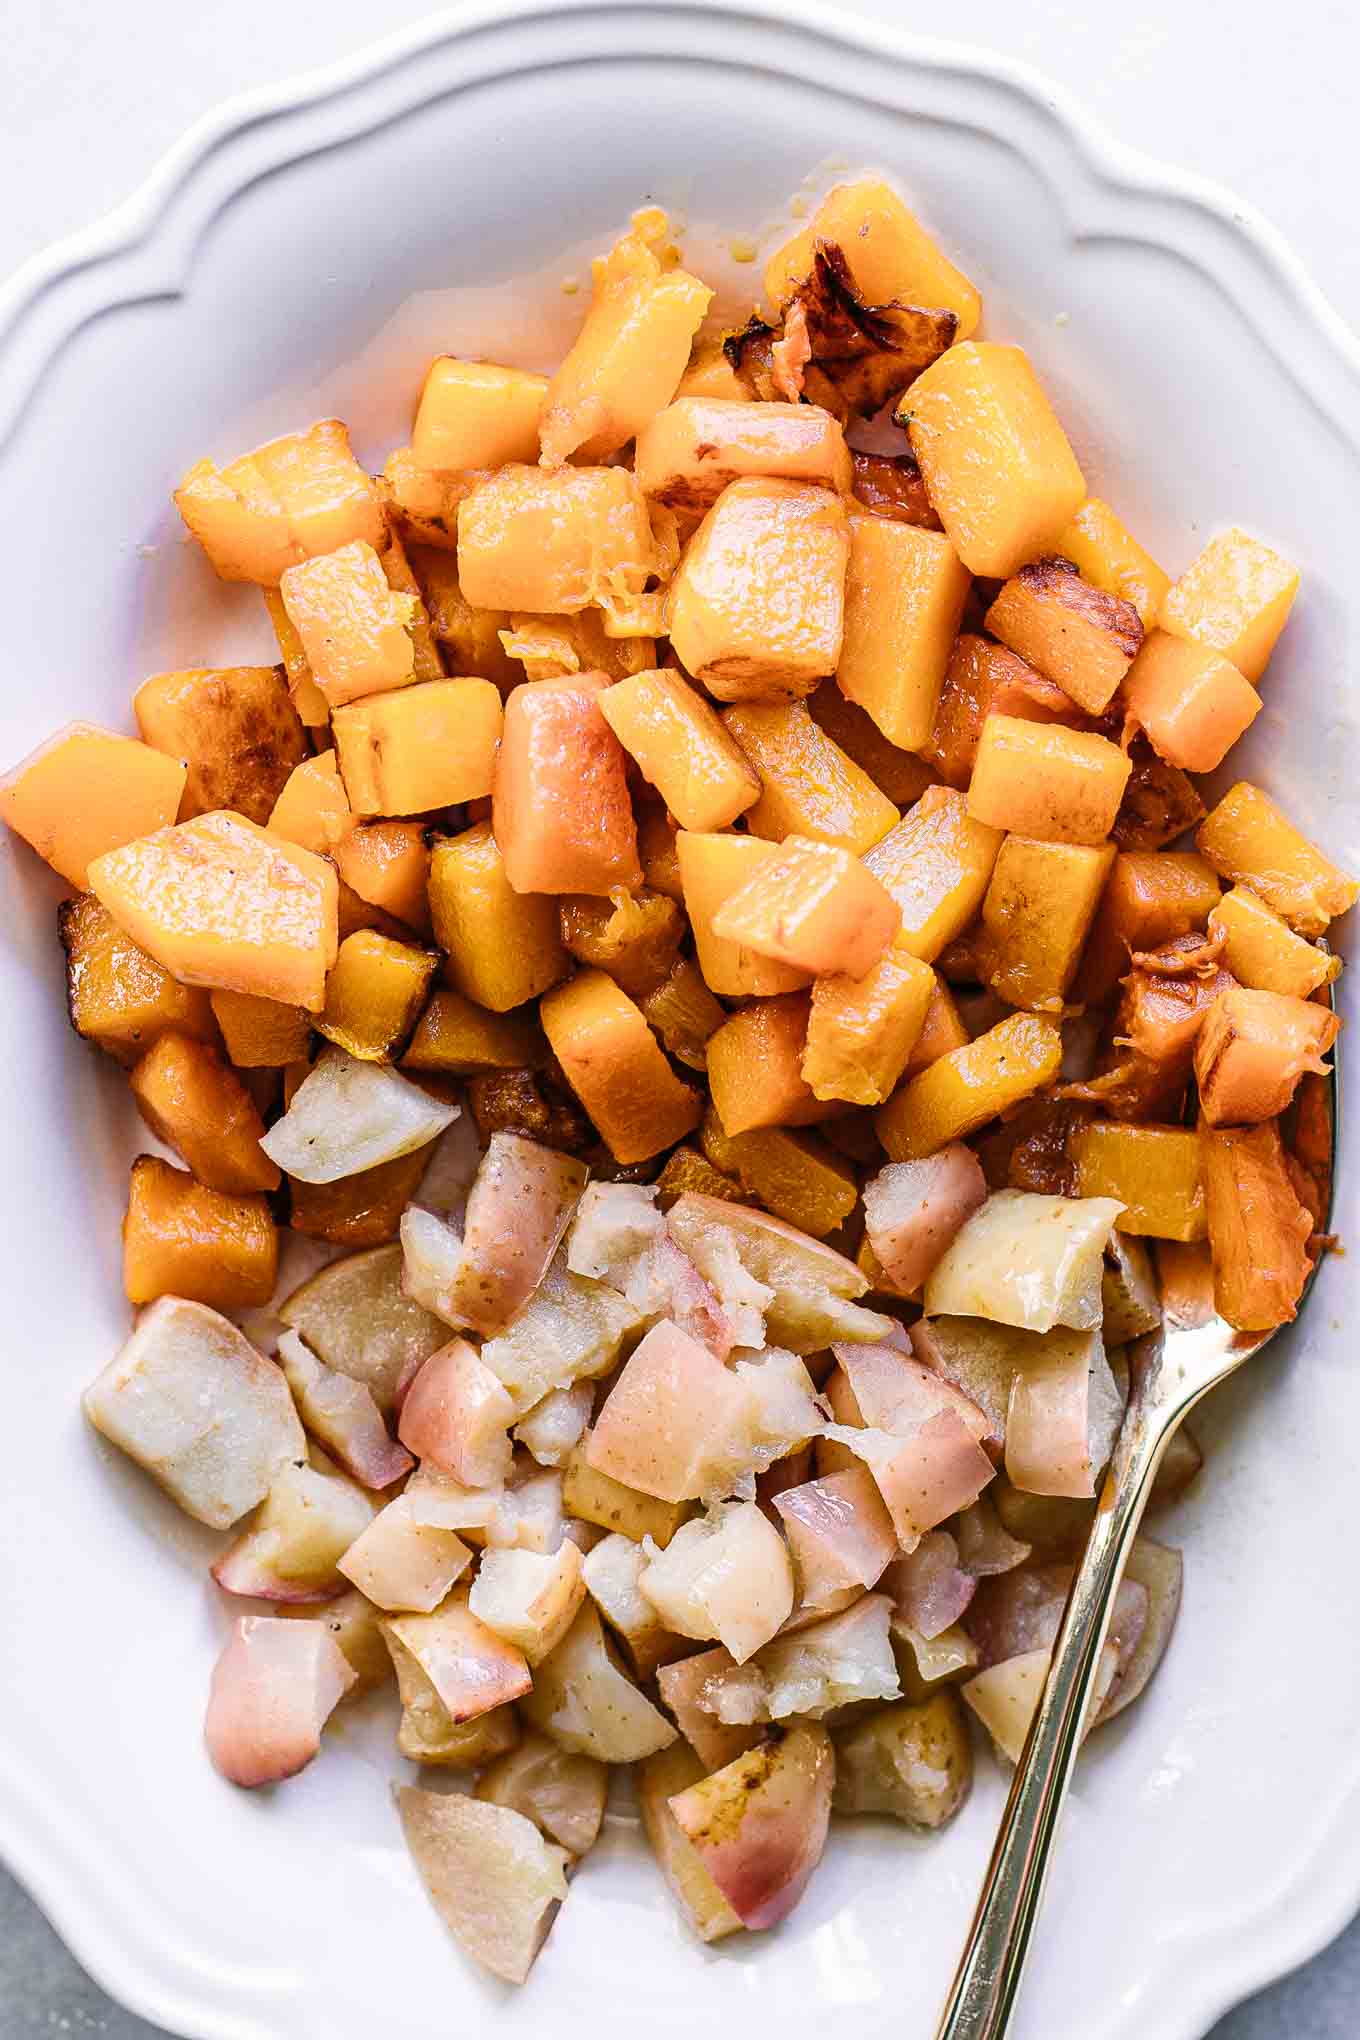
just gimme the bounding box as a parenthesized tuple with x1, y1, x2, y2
(598, 668, 759, 831)
(499, 609, 656, 690)
(638, 957, 726, 1070)
(263, 587, 331, 729)
(922, 635, 1074, 791)
(59, 894, 217, 1066)
(540, 968, 701, 1163)
(380, 448, 488, 550)
(808, 686, 937, 808)
(1076, 851, 1221, 1006)
(411, 358, 547, 472)
(666, 479, 850, 702)
(1122, 630, 1261, 773)
(333, 677, 502, 818)
(133, 665, 307, 826)
(864, 786, 1002, 961)
(982, 836, 1115, 1011)
(837, 518, 971, 751)
(317, 930, 438, 1062)
(1208, 885, 1340, 1000)
(1203, 1119, 1313, 1331)
(875, 1011, 1064, 1161)
(654, 1145, 745, 1204)
(1071, 1122, 1206, 1241)
(268, 752, 353, 856)
(849, 450, 943, 530)
(674, 830, 810, 999)
(1054, 499, 1170, 629)
(1113, 740, 1206, 853)
(638, 805, 683, 902)
(712, 1125, 858, 1239)
(559, 890, 685, 1000)
(968, 716, 1131, 848)
(175, 419, 384, 585)
(906, 976, 970, 1074)
(401, 988, 542, 1076)
(1161, 527, 1299, 683)
(720, 700, 898, 853)
(89, 811, 339, 1012)
(1197, 782, 1359, 937)
(985, 559, 1143, 715)
(1, 723, 187, 890)
(494, 675, 640, 897)
(675, 340, 748, 402)
(129, 1033, 279, 1194)
(1194, 986, 1339, 1127)
(375, 526, 444, 685)
(408, 547, 519, 688)
(456, 465, 656, 616)
(123, 1154, 277, 1310)
(539, 209, 712, 466)
(429, 821, 568, 1012)
(287, 1145, 435, 1248)
(710, 835, 900, 979)
(633, 397, 852, 516)
(209, 989, 312, 1068)
(279, 539, 417, 709)
(765, 178, 982, 338)
(706, 992, 837, 1136)
(803, 943, 936, 1106)
(904, 343, 1085, 578)
(332, 821, 431, 932)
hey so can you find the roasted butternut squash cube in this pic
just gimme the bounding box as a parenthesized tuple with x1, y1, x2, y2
(495, 675, 640, 897)
(288, 1144, 434, 1248)
(921, 635, 1074, 791)
(1071, 1122, 1205, 1241)
(803, 943, 936, 1105)
(1208, 885, 1340, 999)
(675, 339, 748, 402)
(381, 449, 488, 550)
(540, 969, 701, 1163)
(849, 450, 943, 530)
(903, 343, 1085, 578)
(764, 177, 981, 337)
(429, 822, 567, 1011)
(123, 1154, 277, 1309)
(401, 988, 541, 1075)
(280, 540, 417, 709)
(1194, 986, 1339, 1127)
(654, 1144, 744, 1204)
(875, 1012, 1063, 1161)
(638, 958, 726, 1070)
(268, 752, 352, 856)
(129, 1032, 279, 1194)
(666, 479, 850, 702)
(316, 931, 438, 1061)
(89, 811, 339, 1012)
(411, 358, 547, 472)
(638, 805, 683, 901)
(175, 419, 384, 585)
(500, 609, 655, 688)
(985, 559, 1143, 715)
(705, 992, 837, 1136)
(263, 589, 331, 728)
(720, 700, 898, 853)
(906, 976, 971, 1074)
(674, 831, 810, 997)
(1161, 528, 1299, 682)
(864, 786, 1002, 962)
(634, 397, 851, 517)
(715, 1125, 858, 1238)
(1, 723, 187, 890)
(332, 678, 502, 818)
(710, 835, 900, 978)
(406, 546, 518, 688)
(981, 836, 1115, 1011)
(598, 668, 759, 831)
(374, 527, 442, 682)
(1112, 739, 1206, 853)
(1055, 498, 1170, 629)
(1077, 851, 1221, 1006)
(837, 518, 971, 751)
(968, 716, 1131, 848)
(1197, 783, 1359, 937)
(1122, 630, 1261, 774)
(60, 893, 217, 1065)
(559, 889, 685, 999)
(539, 209, 712, 466)
(332, 821, 431, 932)
(808, 686, 936, 808)
(210, 988, 312, 1068)
(1202, 1119, 1313, 1330)
(132, 664, 307, 827)
(457, 465, 656, 616)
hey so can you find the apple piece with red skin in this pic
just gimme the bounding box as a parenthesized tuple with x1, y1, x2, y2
(656, 1649, 765, 1771)
(880, 1531, 977, 1642)
(963, 1642, 1119, 1763)
(383, 1593, 532, 1722)
(640, 1502, 794, 1663)
(667, 1721, 834, 1930)
(774, 1466, 897, 1612)
(861, 1146, 988, 1295)
(212, 1455, 376, 1602)
(398, 1338, 515, 1487)
(639, 1742, 745, 1944)
(832, 1690, 973, 1829)
(412, 1133, 588, 1336)
(396, 1787, 569, 1986)
(336, 1492, 473, 1613)
(586, 1319, 758, 1502)
(581, 1531, 691, 1681)
(476, 1729, 609, 1858)
(276, 1329, 413, 1490)
(205, 1614, 355, 1787)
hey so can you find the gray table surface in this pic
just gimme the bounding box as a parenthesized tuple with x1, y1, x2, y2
(4, 1, 1360, 2034)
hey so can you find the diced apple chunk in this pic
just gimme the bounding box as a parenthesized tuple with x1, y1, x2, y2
(480, 1250, 644, 1415)
(832, 1691, 973, 1829)
(698, 1594, 901, 1724)
(924, 1190, 1124, 1332)
(476, 1730, 609, 1858)
(520, 1603, 677, 1762)
(383, 1595, 532, 1723)
(639, 1743, 745, 1943)
(587, 1320, 758, 1502)
(278, 1242, 447, 1413)
(515, 1384, 596, 1468)
(211, 1455, 376, 1601)
(275, 1331, 412, 1490)
(774, 1467, 897, 1610)
(581, 1531, 689, 1679)
(640, 1503, 795, 1663)
(667, 1723, 834, 1930)
(417, 1133, 587, 1335)
(963, 1642, 1118, 1763)
(336, 1493, 472, 1613)
(397, 1339, 515, 1487)
(862, 1147, 987, 1296)
(396, 1787, 569, 1987)
(260, 1046, 458, 1184)
(205, 1615, 355, 1787)
(469, 1541, 587, 1664)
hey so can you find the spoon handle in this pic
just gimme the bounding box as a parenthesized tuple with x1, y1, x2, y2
(933, 1409, 1173, 2040)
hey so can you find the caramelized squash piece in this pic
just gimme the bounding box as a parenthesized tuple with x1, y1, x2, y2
(333, 678, 502, 817)
(849, 450, 943, 530)
(408, 546, 519, 687)
(133, 665, 307, 825)
(876, 1012, 1064, 1161)
(269, 752, 352, 856)
(380, 450, 488, 550)
(280, 540, 417, 709)
(638, 959, 727, 1071)
(634, 398, 851, 518)
(922, 635, 1074, 791)
(765, 178, 981, 338)
(457, 465, 656, 616)
(316, 931, 438, 1061)
(721, 701, 898, 854)
(1055, 499, 1171, 629)
(1123, 631, 1260, 773)
(467, 1068, 590, 1156)
(1077, 852, 1221, 1007)
(1197, 783, 1359, 937)
(401, 988, 541, 1076)
(130, 1033, 279, 1194)
(985, 559, 1143, 715)
(559, 889, 685, 999)
(710, 835, 900, 979)
(1202, 1119, 1313, 1330)
(175, 419, 384, 584)
(837, 518, 971, 752)
(666, 479, 850, 703)
(654, 1145, 746, 1205)
(638, 805, 684, 902)
(675, 340, 748, 402)
(89, 811, 339, 1012)
(675, 831, 810, 999)
(906, 977, 970, 1074)
(411, 358, 547, 472)
(981, 837, 1115, 1011)
(264, 588, 331, 728)
(210, 988, 312, 1069)
(499, 608, 655, 687)
(1161, 528, 1299, 683)
(1071, 1122, 1206, 1240)
(864, 786, 1001, 961)
(332, 822, 431, 933)
(377, 526, 445, 685)
(1, 724, 187, 889)
(540, 969, 701, 1164)
(60, 894, 217, 1065)
(123, 1154, 277, 1309)
(903, 343, 1085, 578)
(808, 686, 937, 808)
(1194, 987, 1338, 1127)
(289, 1145, 434, 1248)
(1208, 885, 1340, 999)
(598, 668, 760, 831)
(495, 675, 640, 897)
(714, 1125, 858, 1239)
(803, 943, 936, 1106)
(429, 822, 568, 1012)
(706, 993, 837, 1136)
(967, 716, 1131, 848)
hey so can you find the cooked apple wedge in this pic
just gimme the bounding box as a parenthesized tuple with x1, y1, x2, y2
(275, 1330, 412, 1489)
(655, 1650, 764, 1771)
(697, 1593, 901, 1724)
(640, 1502, 795, 1662)
(639, 1742, 745, 1944)
(476, 1729, 609, 1857)
(862, 1147, 987, 1296)
(469, 1541, 587, 1664)
(384, 1594, 532, 1723)
(923, 1189, 1124, 1332)
(397, 1338, 515, 1486)
(205, 1614, 355, 1787)
(514, 1383, 595, 1468)
(880, 1532, 977, 1641)
(278, 1243, 447, 1412)
(831, 1691, 973, 1829)
(666, 1193, 895, 1352)
(83, 1296, 305, 1528)
(212, 1454, 376, 1601)
(396, 1787, 569, 1986)
(336, 1493, 473, 1613)
(581, 1531, 690, 1680)
(383, 1612, 522, 1766)
(1097, 1536, 1182, 1722)
(260, 1044, 458, 1183)
(520, 1602, 677, 1762)
(565, 1182, 733, 1357)
(667, 1722, 834, 1930)
(294, 1588, 392, 1692)
(479, 1250, 644, 1415)
(963, 1641, 1119, 1763)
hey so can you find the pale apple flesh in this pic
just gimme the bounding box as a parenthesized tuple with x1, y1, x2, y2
(667, 1722, 834, 1930)
(205, 1615, 355, 1788)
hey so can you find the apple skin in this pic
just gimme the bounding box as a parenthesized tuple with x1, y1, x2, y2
(667, 1721, 834, 1930)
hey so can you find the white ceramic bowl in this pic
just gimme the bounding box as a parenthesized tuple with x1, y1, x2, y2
(2, 7, 1359, 2038)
